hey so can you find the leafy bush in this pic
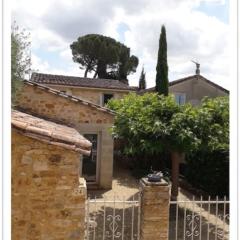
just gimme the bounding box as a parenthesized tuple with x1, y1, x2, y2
(185, 97, 229, 196)
(108, 93, 199, 155)
(108, 94, 229, 196)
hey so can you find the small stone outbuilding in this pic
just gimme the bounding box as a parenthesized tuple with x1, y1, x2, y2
(12, 109, 92, 240)
(15, 80, 115, 189)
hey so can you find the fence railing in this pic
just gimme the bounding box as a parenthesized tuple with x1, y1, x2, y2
(86, 194, 141, 240)
(169, 196, 229, 240)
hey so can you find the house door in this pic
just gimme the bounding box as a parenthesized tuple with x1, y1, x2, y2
(82, 134, 98, 183)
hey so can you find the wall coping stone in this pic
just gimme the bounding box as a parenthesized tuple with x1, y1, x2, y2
(140, 177, 169, 186)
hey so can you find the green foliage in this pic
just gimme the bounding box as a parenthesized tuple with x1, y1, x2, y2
(139, 67, 146, 90)
(108, 93, 199, 156)
(11, 22, 31, 103)
(185, 150, 229, 197)
(155, 25, 169, 96)
(185, 97, 229, 196)
(109, 94, 229, 195)
(193, 97, 229, 152)
(70, 34, 138, 81)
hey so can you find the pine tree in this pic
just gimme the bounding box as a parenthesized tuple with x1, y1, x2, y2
(139, 67, 146, 90)
(155, 25, 169, 96)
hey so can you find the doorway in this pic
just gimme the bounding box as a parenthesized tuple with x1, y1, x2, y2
(82, 134, 99, 183)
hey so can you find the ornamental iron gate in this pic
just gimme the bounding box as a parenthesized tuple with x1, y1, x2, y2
(86, 193, 141, 240)
(169, 196, 229, 240)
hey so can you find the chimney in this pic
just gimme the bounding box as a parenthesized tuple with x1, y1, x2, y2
(191, 60, 200, 75)
(196, 63, 200, 75)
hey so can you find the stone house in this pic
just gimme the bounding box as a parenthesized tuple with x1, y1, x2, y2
(16, 71, 228, 190)
(30, 72, 137, 106)
(15, 79, 117, 189)
(141, 73, 229, 105)
(12, 109, 91, 239)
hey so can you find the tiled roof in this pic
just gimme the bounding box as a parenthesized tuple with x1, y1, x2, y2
(23, 80, 115, 115)
(31, 72, 138, 91)
(12, 110, 92, 155)
(140, 75, 229, 94)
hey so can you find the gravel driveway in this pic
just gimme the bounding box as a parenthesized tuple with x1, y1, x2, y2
(87, 167, 229, 240)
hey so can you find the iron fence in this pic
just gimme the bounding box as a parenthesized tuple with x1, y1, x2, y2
(86, 193, 141, 240)
(169, 196, 229, 240)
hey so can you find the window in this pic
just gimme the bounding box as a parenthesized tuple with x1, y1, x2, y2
(174, 93, 186, 105)
(102, 93, 114, 106)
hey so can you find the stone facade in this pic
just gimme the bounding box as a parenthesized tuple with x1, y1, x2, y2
(16, 83, 114, 189)
(46, 85, 129, 106)
(140, 178, 171, 240)
(169, 76, 228, 106)
(12, 130, 87, 240)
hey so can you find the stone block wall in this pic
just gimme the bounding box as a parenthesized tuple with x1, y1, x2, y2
(140, 178, 170, 240)
(46, 85, 129, 106)
(15, 84, 114, 125)
(15, 84, 114, 189)
(12, 131, 87, 240)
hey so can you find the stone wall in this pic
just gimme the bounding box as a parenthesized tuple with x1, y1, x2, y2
(15, 84, 114, 125)
(169, 77, 228, 106)
(46, 85, 129, 106)
(12, 131, 87, 240)
(16, 84, 114, 189)
(140, 178, 170, 240)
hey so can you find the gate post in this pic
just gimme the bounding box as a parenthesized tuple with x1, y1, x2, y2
(73, 177, 87, 240)
(139, 178, 170, 240)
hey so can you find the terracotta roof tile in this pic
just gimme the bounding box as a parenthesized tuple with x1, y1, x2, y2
(12, 110, 92, 155)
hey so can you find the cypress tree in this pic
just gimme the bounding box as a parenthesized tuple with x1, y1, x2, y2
(155, 25, 169, 96)
(139, 67, 146, 90)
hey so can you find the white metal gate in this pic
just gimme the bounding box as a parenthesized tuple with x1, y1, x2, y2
(86, 193, 141, 240)
(169, 196, 229, 240)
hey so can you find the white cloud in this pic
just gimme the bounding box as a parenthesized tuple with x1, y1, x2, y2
(12, 0, 230, 90)
(31, 54, 50, 73)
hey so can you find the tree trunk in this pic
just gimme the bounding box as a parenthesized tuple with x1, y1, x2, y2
(93, 71, 98, 78)
(171, 151, 181, 200)
(97, 61, 107, 78)
(84, 68, 88, 78)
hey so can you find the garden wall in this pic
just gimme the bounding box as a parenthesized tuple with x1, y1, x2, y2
(12, 131, 87, 240)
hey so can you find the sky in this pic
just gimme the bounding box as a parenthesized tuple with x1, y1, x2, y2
(12, 0, 230, 90)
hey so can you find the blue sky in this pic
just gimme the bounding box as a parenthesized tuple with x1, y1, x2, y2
(195, 0, 229, 23)
(12, 0, 230, 89)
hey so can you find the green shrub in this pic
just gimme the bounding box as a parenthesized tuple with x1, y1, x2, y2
(185, 150, 229, 197)
(108, 94, 229, 196)
(185, 97, 229, 196)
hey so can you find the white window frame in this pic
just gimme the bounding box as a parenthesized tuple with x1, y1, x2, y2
(174, 92, 186, 105)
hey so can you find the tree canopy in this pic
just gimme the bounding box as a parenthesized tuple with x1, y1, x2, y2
(70, 34, 138, 81)
(155, 25, 169, 96)
(139, 67, 146, 90)
(185, 97, 229, 196)
(108, 94, 229, 157)
(11, 22, 31, 103)
(108, 94, 229, 196)
(108, 93, 199, 155)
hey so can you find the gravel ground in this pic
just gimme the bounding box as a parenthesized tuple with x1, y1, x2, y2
(87, 167, 229, 240)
